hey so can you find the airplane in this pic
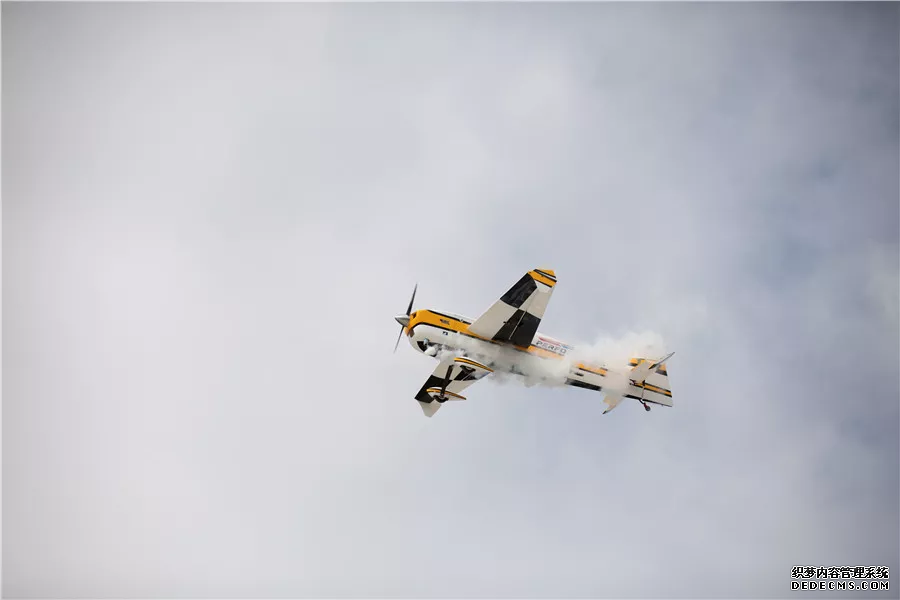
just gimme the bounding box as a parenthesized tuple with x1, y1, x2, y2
(393, 268, 674, 417)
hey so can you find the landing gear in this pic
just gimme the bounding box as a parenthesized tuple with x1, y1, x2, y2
(642, 401, 651, 412)
(437, 365, 453, 403)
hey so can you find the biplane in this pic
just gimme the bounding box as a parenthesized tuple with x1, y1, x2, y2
(394, 268, 674, 417)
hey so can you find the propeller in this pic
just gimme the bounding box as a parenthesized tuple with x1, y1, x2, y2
(393, 283, 417, 352)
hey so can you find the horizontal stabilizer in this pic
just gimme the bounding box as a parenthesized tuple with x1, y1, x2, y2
(629, 352, 675, 384)
(602, 393, 624, 414)
(648, 352, 675, 373)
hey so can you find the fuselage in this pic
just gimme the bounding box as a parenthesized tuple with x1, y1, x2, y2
(405, 308, 673, 405)
(407, 308, 571, 360)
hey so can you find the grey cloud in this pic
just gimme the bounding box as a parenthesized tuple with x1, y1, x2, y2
(3, 2, 898, 598)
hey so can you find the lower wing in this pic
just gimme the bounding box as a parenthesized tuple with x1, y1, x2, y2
(413, 355, 493, 417)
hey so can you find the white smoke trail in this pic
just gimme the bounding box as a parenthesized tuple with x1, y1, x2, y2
(433, 329, 668, 392)
(515, 329, 668, 391)
(567, 330, 667, 368)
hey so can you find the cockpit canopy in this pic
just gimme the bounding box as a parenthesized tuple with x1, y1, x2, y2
(431, 310, 471, 324)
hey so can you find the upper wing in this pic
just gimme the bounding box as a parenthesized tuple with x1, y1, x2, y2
(414, 355, 494, 417)
(467, 268, 556, 347)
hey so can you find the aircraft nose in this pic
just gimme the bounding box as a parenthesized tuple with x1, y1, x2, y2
(395, 314, 410, 327)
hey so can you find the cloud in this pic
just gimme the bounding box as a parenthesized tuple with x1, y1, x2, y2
(3, 2, 897, 598)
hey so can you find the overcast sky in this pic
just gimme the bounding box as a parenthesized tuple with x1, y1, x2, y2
(3, 3, 898, 598)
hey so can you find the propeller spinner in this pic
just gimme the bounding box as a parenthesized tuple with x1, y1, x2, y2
(393, 283, 417, 352)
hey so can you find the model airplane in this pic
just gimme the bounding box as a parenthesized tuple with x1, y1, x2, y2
(394, 268, 674, 417)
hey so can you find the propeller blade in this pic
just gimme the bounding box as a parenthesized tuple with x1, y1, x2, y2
(405, 283, 418, 316)
(393, 325, 405, 353)
(395, 283, 417, 354)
